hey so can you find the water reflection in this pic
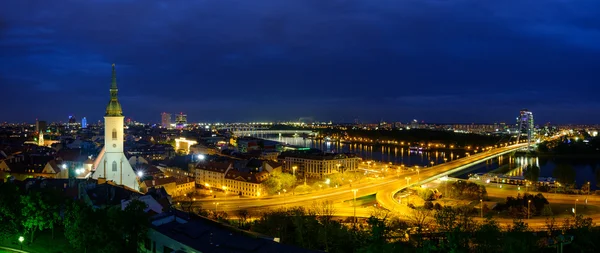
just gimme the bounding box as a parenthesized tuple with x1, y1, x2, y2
(257, 135, 466, 167)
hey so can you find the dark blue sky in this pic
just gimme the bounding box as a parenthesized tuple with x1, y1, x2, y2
(2, 0, 600, 124)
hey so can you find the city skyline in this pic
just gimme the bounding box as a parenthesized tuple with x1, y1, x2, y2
(2, 1, 600, 123)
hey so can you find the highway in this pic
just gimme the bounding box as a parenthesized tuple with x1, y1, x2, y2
(376, 143, 529, 212)
(189, 143, 528, 214)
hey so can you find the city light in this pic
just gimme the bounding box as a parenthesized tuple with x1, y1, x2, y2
(197, 154, 206, 160)
(137, 171, 144, 177)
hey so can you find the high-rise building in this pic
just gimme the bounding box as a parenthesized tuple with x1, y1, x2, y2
(91, 64, 138, 190)
(161, 112, 172, 128)
(175, 113, 187, 129)
(81, 117, 87, 129)
(517, 109, 534, 147)
(35, 119, 47, 133)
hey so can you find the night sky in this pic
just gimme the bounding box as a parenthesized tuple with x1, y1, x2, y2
(1, 0, 600, 124)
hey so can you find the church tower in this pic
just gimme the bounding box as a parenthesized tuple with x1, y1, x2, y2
(91, 64, 138, 191)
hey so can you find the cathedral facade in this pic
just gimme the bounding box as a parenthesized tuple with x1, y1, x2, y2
(91, 64, 138, 190)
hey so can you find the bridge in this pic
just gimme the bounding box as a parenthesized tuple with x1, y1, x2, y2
(375, 143, 528, 212)
(189, 143, 527, 214)
(232, 129, 316, 136)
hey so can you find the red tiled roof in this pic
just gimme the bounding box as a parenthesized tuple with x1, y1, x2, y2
(143, 177, 177, 187)
(265, 160, 282, 169)
(224, 170, 269, 184)
(195, 161, 231, 173)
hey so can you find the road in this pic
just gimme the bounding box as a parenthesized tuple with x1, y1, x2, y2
(376, 143, 528, 212)
(189, 143, 527, 214)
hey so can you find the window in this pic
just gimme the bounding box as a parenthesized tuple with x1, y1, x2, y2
(112, 129, 117, 140)
(112, 161, 117, 172)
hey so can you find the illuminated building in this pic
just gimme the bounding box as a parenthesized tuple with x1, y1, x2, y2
(517, 109, 535, 147)
(35, 119, 47, 133)
(161, 112, 172, 128)
(91, 64, 138, 191)
(175, 113, 187, 129)
(175, 137, 197, 154)
(81, 117, 87, 129)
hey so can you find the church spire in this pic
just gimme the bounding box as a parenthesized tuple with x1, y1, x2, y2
(111, 63, 117, 90)
(105, 63, 123, 116)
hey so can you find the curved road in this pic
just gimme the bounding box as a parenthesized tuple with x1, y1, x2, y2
(376, 143, 528, 212)
(189, 144, 527, 213)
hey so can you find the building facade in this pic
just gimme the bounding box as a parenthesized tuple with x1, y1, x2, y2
(282, 153, 361, 177)
(161, 112, 171, 129)
(91, 64, 138, 191)
(195, 161, 268, 197)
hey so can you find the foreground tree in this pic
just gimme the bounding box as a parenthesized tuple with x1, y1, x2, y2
(0, 183, 23, 242)
(20, 191, 50, 243)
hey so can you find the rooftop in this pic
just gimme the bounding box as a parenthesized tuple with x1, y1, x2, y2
(151, 211, 317, 253)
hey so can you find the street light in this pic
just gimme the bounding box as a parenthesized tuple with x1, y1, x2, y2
(292, 166, 297, 177)
(480, 199, 483, 218)
(575, 199, 578, 217)
(19, 236, 24, 250)
(528, 200, 531, 219)
(136, 171, 144, 190)
(197, 154, 206, 161)
(405, 176, 411, 185)
(352, 189, 358, 227)
(336, 163, 341, 173)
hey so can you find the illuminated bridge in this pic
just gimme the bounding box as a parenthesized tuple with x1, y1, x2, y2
(232, 129, 316, 136)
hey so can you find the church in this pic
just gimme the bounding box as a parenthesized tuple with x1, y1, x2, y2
(90, 64, 138, 191)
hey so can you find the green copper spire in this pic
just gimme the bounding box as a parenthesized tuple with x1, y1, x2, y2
(105, 63, 123, 116)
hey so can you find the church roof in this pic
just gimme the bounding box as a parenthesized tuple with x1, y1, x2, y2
(105, 64, 123, 117)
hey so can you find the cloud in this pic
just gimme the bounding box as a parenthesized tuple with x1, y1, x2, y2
(1, 0, 599, 123)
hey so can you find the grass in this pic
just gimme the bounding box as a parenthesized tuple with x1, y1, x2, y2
(0, 229, 76, 253)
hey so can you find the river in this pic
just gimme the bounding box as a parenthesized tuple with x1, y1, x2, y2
(257, 135, 600, 189)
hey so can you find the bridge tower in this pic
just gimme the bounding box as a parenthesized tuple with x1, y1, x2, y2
(516, 109, 534, 150)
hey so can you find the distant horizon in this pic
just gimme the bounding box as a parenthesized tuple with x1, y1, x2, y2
(4, 117, 598, 126)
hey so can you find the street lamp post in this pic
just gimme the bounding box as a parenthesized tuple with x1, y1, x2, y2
(136, 171, 143, 191)
(352, 189, 358, 227)
(480, 199, 483, 218)
(528, 200, 531, 219)
(19, 236, 24, 250)
(575, 199, 578, 217)
(405, 176, 411, 185)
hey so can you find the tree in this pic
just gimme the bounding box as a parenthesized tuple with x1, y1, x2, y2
(20, 191, 50, 243)
(237, 209, 250, 228)
(263, 171, 297, 195)
(434, 206, 457, 232)
(64, 201, 98, 253)
(113, 199, 150, 252)
(474, 217, 502, 252)
(545, 217, 558, 235)
(0, 183, 22, 242)
(406, 208, 432, 233)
